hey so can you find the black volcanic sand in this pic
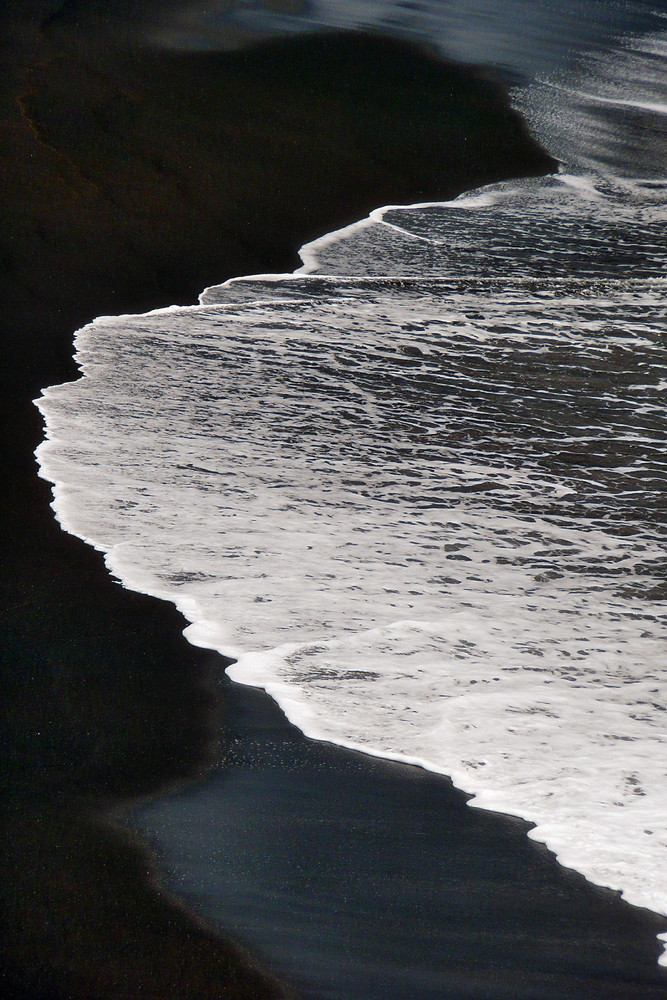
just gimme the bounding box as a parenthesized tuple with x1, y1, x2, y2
(0, 4, 665, 999)
(134, 678, 667, 1000)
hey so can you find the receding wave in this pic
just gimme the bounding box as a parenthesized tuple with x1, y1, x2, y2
(35, 14, 667, 966)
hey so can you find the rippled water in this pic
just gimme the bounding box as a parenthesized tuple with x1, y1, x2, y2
(36, 1, 667, 965)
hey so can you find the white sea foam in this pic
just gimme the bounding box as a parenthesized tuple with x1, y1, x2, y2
(35, 13, 667, 967)
(36, 254, 667, 962)
(572, 90, 667, 116)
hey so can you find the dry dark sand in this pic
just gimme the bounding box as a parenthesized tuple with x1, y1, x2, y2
(1, 4, 666, 999)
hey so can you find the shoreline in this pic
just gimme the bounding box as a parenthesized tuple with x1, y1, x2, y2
(3, 9, 666, 998)
(29, 255, 667, 999)
(132, 673, 667, 999)
(39, 224, 667, 995)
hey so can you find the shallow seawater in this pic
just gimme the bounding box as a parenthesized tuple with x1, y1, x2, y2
(36, 0, 667, 987)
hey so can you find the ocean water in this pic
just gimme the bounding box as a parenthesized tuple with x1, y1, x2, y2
(36, 0, 667, 972)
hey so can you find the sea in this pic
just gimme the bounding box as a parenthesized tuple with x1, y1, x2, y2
(36, 0, 666, 984)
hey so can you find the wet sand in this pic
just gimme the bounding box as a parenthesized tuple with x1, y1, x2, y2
(3, 4, 665, 999)
(135, 677, 667, 999)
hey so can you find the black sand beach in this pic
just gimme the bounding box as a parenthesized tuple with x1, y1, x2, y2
(2, 3, 666, 998)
